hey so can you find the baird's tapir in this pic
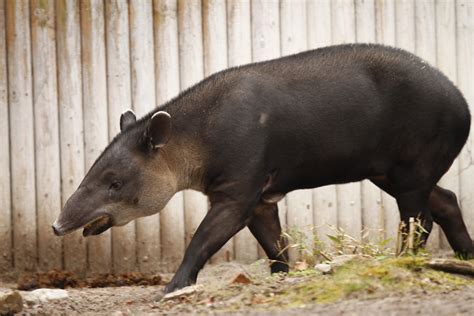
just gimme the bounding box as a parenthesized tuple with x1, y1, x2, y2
(53, 44, 474, 293)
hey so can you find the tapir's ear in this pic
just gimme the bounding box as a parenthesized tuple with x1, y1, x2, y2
(120, 109, 136, 131)
(144, 111, 172, 149)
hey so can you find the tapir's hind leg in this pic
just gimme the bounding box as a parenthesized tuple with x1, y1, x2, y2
(248, 203, 289, 273)
(370, 178, 434, 246)
(371, 179, 473, 257)
(428, 186, 474, 257)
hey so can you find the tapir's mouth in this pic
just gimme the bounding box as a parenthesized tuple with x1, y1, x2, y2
(82, 215, 114, 237)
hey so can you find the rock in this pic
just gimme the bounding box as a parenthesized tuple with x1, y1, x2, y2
(330, 254, 359, 267)
(0, 290, 23, 314)
(229, 272, 252, 285)
(294, 261, 309, 271)
(314, 263, 332, 274)
(23, 289, 69, 304)
(163, 285, 203, 300)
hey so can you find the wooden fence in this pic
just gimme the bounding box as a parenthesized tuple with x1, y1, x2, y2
(0, 0, 473, 276)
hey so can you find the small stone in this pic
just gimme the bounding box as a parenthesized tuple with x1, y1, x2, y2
(163, 285, 203, 300)
(25, 289, 69, 303)
(0, 290, 23, 314)
(314, 263, 332, 274)
(229, 272, 252, 285)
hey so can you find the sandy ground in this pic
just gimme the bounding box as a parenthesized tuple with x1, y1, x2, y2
(1, 260, 473, 315)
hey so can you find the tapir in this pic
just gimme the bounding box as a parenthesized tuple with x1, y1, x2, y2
(53, 44, 474, 293)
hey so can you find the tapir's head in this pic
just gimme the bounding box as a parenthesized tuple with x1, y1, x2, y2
(52, 110, 177, 237)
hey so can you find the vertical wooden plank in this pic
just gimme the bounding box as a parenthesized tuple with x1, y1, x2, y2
(203, 0, 227, 76)
(105, 0, 136, 274)
(414, 0, 440, 250)
(331, 0, 356, 45)
(375, 0, 395, 45)
(281, 0, 307, 55)
(0, 0, 12, 274)
(154, 0, 185, 272)
(81, 0, 112, 273)
(130, 0, 160, 273)
(31, 0, 62, 271)
(227, 0, 259, 263)
(375, 0, 398, 246)
(395, 0, 415, 52)
(202, 0, 233, 263)
(251, 0, 281, 258)
(435, 0, 459, 249)
(307, 0, 332, 48)
(251, 0, 280, 62)
(392, 0, 415, 246)
(281, 0, 313, 261)
(457, 0, 474, 240)
(355, 0, 383, 242)
(331, 0, 362, 240)
(6, 0, 37, 272)
(178, 0, 208, 253)
(307, 0, 338, 245)
(56, 0, 87, 275)
(355, 0, 376, 43)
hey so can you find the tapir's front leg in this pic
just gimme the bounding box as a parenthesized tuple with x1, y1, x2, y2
(164, 196, 257, 293)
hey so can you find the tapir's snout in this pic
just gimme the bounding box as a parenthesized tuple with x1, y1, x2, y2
(52, 184, 116, 237)
(52, 223, 63, 236)
(51, 216, 77, 236)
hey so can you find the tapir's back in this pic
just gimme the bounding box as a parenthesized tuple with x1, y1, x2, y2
(205, 44, 470, 190)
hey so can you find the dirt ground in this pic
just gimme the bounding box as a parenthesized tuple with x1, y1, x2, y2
(1, 257, 473, 315)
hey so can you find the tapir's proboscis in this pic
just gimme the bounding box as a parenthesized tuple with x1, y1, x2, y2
(53, 44, 474, 293)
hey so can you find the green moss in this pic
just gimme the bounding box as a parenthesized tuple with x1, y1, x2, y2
(267, 256, 471, 308)
(155, 255, 472, 313)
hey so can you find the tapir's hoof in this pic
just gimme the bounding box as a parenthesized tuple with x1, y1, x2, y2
(155, 290, 166, 301)
(270, 261, 289, 274)
(163, 278, 193, 294)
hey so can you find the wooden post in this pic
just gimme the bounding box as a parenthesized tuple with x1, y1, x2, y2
(251, 0, 281, 258)
(6, 0, 37, 272)
(457, 0, 474, 240)
(355, 0, 375, 43)
(153, 0, 185, 273)
(81, 0, 112, 274)
(391, 0, 416, 248)
(31, 0, 62, 271)
(202, 0, 233, 263)
(227, 0, 259, 264)
(331, 0, 362, 241)
(308, 0, 338, 246)
(355, 0, 383, 243)
(105, 0, 136, 274)
(393, 3, 416, 246)
(375, 0, 399, 246)
(130, 0, 160, 273)
(281, 0, 314, 262)
(395, 0, 415, 52)
(56, 0, 87, 275)
(0, 0, 12, 274)
(178, 0, 208, 253)
(436, 0, 459, 250)
(414, 0, 440, 250)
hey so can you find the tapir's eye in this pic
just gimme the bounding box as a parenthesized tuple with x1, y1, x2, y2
(109, 180, 122, 191)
